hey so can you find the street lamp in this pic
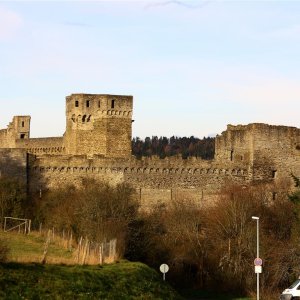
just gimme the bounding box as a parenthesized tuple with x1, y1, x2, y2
(252, 216, 260, 300)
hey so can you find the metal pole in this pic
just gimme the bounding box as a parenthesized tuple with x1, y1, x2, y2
(257, 218, 259, 300)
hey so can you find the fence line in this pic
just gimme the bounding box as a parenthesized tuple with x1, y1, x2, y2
(3, 217, 31, 234)
(37, 225, 117, 265)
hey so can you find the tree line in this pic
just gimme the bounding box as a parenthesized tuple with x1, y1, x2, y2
(132, 136, 215, 159)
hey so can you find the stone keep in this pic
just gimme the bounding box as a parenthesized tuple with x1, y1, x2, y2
(64, 94, 133, 158)
(0, 93, 299, 209)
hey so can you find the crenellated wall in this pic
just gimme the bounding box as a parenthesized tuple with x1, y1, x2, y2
(0, 93, 299, 209)
(27, 153, 251, 208)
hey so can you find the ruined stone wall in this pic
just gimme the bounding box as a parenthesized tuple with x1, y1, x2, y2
(0, 148, 28, 184)
(16, 137, 65, 155)
(27, 153, 252, 208)
(0, 116, 31, 148)
(0, 92, 299, 209)
(0, 129, 10, 148)
(215, 124, 254, 164)
(215, 123, 300, 184)
(250, 124, 300, 187)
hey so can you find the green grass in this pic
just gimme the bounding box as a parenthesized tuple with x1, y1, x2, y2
(0, 261, 182, 299)
(0, 231, 251, 299)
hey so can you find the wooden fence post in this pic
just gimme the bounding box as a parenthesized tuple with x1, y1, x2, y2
(77, 236, 83, 264)
(41, 229, 51, 264)
(68, 232, 72, 251)
(81, 239, 89, 265)
(99, 244, 103, 265)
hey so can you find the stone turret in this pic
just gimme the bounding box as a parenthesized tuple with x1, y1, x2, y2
(11, 116, 31, 140)
(0, 116, 31, 148)
(64, 94, 133, 158)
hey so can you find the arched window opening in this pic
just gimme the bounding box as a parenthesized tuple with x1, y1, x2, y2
(82, 115, 87, 122)
(75, 100, 79, 107)
(111, 99, 115, 109)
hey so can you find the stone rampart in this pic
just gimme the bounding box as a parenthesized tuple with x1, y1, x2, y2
(0, 93, 299, 209)
(0, 148, 28, 184)
(27, 153, 252, 207)
(16, 137, 65, 155)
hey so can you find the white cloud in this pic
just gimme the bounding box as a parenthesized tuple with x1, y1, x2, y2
(0, 6, 23, 40)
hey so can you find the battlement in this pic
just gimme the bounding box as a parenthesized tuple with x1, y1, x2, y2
(0, 93, 134, 159)
(0, 93, 299, 208)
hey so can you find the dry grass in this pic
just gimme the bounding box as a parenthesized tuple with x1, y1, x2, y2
(0, 229, 78, 265)
(0, 229, 118, 265)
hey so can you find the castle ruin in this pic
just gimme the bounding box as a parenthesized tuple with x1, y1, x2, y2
(0, 94, 299, 208)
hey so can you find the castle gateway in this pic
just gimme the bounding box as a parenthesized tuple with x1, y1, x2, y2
(0, 94, 299, 208)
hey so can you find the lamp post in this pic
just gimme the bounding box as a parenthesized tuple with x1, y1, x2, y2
(252, 216, 260, 300)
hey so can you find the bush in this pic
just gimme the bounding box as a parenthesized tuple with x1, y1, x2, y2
(33, 179, 139, 257)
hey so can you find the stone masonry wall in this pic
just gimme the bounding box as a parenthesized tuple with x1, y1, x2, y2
(16, 137, 65, 155)
(64, 94, 133, 158)
(0, 93, 299, 209)
(27, 153, 252, 208)
(0, 148, 28, 184)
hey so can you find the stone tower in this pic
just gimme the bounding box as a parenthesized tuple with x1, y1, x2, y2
(64, 94, 133, 158)
(12, 116, 31, 140)
(215, 123, 300, 182)
(0, 116, 31, 148)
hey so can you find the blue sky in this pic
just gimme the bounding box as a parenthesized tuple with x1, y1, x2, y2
(0, 1, 299, 138)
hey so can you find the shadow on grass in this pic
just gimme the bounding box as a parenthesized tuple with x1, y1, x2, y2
(180, 289, 251, 300)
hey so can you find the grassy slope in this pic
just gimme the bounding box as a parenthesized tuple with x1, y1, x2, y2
(0, 231, 181, 299)
(0, 261, 182, 299)
(0, 231, 250, 299)
(0, 230, 75, 264)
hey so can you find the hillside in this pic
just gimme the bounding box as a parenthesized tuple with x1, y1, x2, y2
(0, 262, 182, 299)
(0, 230, 181, 299)
(0, 230, 76, 264)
